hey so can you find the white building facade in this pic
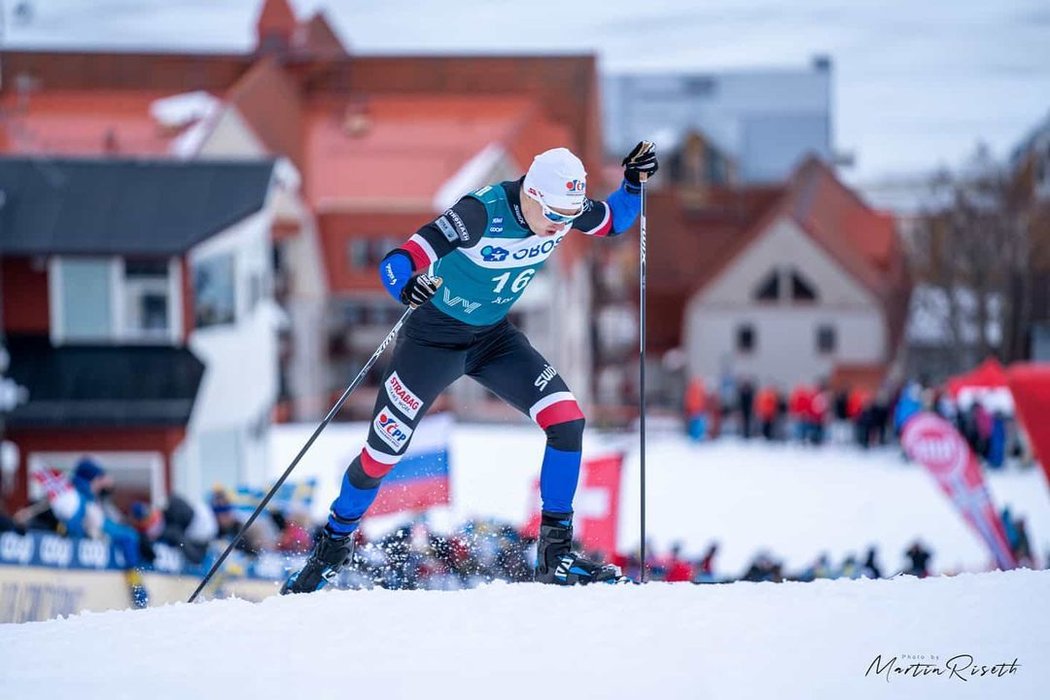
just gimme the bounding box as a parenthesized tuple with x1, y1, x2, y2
(685, 216, 889, 386)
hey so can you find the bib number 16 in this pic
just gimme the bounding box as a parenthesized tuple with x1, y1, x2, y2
(491, 269, 536, 294)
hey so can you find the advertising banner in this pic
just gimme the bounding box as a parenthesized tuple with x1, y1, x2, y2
(901, 412, 1018, 570)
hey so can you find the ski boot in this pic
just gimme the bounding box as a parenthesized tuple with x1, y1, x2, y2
(281, 527, 356, 595)
(534, 513, 626, 585)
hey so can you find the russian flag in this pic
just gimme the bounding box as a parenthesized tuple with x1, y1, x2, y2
(369, 413, 451, 516)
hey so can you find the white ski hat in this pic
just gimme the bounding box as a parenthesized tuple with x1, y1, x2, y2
(523, 147, 587, 211)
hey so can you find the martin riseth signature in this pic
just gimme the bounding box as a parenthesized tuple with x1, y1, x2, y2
(866, 654, 1020, 682)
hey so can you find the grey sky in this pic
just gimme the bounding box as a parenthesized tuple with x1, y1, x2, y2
(3, 0, 1049, 183)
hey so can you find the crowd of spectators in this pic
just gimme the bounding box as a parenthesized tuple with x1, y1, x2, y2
(0, 453, 1042, 597)
(682, 375, 1031, 470)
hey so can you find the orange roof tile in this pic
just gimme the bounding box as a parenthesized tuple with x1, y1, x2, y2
(786, 157, 904, 300)
(0, 90, 174, 156)
(226, 58, 304, 166)
(303, 95, 548, 210)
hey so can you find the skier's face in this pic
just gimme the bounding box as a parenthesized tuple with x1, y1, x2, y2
(522, 190, 579, 237)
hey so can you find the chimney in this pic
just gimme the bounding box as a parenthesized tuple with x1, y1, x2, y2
(255, 0, 297, 56)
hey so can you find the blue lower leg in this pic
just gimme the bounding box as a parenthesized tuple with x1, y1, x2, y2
(327, 472, 379, 535)
(539, 445, 581, 515)
(540, 418, 585, 514)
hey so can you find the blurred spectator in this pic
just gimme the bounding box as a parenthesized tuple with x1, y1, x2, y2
(1013, 517, 1033, 569)
(755, 385, 778, 441)
(987, 411, 1007, 469)
(893, 381, 923, 435)
(210, 487, 279, 556)
(1, 503, 25, 534)
(962, 400, 993, 460)
(664, 543, 693, 582)
(64, 458, 148, 608)
(130, 494, 218, 564)
(684, 377, 709, 442)
(788, 383, 810, 441)
(799, 553, 833, 581)
(868, 391, 890, 446)
(804, 384, 828, 445)
(1000, 506, 1035, 568)
(695, 542, 719, 583)
(831, 387, 851, 443)
(839, 554, 862, 579)
(863, 546, 883, 579)
(737, 379, 755, 439)
(277, 511, 315, 555)
(904, 541, 933, 577)
(742, 552, 782, 582)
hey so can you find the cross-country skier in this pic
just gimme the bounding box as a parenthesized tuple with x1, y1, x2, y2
(283, 142, 658, 593)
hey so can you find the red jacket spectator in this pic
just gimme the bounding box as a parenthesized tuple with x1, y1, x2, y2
(847, 388, 870, 419)
(755, 387, 778, 422)
(789, 384, 813, 419)
(665, 558, 693, 582)
(684, 378, 707, 417)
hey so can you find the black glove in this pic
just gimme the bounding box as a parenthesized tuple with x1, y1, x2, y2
(400, 272, 442, 307)
(622, 140, 659, 187)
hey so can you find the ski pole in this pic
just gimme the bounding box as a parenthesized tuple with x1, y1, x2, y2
(188, 305, 415, 603)
(638, 170, 648, 584)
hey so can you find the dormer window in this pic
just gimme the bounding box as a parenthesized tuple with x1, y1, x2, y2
(753, 269, 780, 301)
(790, 269, 818, 301)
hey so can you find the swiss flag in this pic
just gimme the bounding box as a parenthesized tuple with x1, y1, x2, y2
(523, 453, 624, 555)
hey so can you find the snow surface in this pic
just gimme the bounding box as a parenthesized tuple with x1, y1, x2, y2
(270, 423, 1050, 575)
(3, 570, 1047, 698)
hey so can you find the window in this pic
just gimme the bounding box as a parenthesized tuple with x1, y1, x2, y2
(193, 253, 236, 328)
(736, 324, 756, 354)
(817, 324, 836, 354)
(790, 270, 818, 301)
(53, 257, 178, 342)
(348, 239, 370, 270)
(123, 259, 171, 338)
(57, 258, 113, 340)
(753, 269, 780, 301)
(348, 237, 400, 270)
(683, 76, 717, 97)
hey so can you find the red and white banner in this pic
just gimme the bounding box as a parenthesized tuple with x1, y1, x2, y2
(523, 453, 624, 555)
(901, 412, 1017, 570)
(1006, 363, 1050, 491)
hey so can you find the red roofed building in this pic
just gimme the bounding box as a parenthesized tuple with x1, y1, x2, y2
(0, 0, 606, 421)
(596, 156, 910, 406)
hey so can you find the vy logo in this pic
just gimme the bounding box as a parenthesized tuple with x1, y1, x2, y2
(442, 287, 481, 314)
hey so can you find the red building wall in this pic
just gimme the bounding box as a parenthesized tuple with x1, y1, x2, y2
(2, 257, 50, 335)
(318, 210, 433, 293)
(5, 427, 186, 510)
